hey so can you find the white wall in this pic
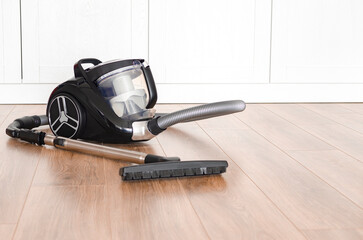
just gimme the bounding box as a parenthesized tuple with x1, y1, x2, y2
(0, 0, 21, 84)
(0, 0, 363, 103)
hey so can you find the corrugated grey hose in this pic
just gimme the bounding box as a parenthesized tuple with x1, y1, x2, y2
(157, 100, 246, 130)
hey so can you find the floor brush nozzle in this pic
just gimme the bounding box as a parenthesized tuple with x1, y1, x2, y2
(120, 160, 228, 181)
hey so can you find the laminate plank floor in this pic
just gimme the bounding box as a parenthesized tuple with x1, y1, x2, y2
(302, 229, 363, 240)
(0, 224, 15, 240)
(1, 104, 363, 240)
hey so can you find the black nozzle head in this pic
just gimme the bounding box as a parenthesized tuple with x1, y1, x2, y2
(120, 160, 228, 181)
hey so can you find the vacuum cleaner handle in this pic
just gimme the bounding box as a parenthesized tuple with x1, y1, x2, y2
(74, 58, 102, 79)
(44, 135, 179, 164)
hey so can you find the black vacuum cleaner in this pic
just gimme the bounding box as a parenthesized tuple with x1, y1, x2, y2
(6, 58, 245, 180)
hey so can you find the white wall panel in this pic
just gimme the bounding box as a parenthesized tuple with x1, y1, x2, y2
(1, 0, 363, 103)
(131, 0, 148, 60)
(149, 0, 271, 84)
(0, 1, 3, 83)
(22, 0, 137, 83)
(0, 0, 21, 83)
(271, 0, 363, 83)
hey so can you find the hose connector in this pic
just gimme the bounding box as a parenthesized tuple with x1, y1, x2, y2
(147, 117, 166, 135)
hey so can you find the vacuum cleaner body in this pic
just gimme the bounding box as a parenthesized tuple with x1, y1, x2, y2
(47, 58, 158, 143)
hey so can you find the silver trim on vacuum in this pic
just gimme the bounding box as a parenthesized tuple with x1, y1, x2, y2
(131, 120, 155, 141)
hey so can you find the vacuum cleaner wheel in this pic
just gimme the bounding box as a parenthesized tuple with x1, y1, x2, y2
(48, 94, 85, 138)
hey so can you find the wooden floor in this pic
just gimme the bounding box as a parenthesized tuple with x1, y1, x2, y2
(1, 104, 363, 240)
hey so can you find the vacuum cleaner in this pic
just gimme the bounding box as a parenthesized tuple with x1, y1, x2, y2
(6, 58, 246, 180)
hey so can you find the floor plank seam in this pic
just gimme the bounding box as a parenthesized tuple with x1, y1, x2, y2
(0, 105, 16, 126)
(195, 121, 308, 239)
(10, 144, 42, 240)
(176, 178, 212, 240)
(155, 135, 212, 240)
(31, 184, 110, 187)
(277, 150, 363, 211)
(234, 114, 363, 211)
(338, 104, 363, 116)
(296, 104, 363, 164)
(298, 104, 363, 137)
(102, 141, 113, 240)
(300, 227, 363, 231)
(265, 104, 363, 164)
(1, 106, 37, 239)
(257, 105, 338, 150)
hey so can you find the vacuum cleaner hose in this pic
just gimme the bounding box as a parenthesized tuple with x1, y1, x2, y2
(6, 115, 48, 145)
(156, 100, 246, 130)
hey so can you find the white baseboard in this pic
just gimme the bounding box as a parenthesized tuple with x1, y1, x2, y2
(0, 83, 362, 104)
(0, 84, 57, 104)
